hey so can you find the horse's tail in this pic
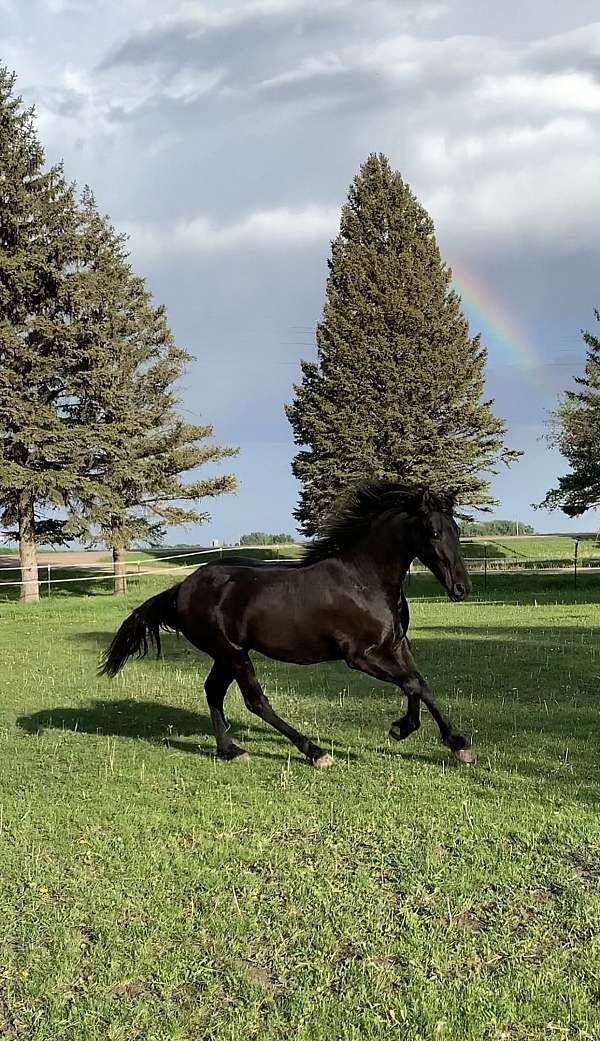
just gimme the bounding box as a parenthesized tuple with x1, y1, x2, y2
(99, 583, 181, 678)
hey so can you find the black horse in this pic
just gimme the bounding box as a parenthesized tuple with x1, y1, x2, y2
(101, 482, 474, 768)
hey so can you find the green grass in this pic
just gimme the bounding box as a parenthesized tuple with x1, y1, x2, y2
(1, 573, 599, 1039)
(462, 534, 600, 562)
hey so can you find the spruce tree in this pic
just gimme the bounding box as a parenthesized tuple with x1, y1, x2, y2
(0, 68, 96, 601)
(286, 154, 517, 534)
(539, 311, 600, 515)
(70, 192, 237, 593)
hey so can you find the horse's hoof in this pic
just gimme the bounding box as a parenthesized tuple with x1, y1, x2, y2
(454, 747, 476, 765)
(312, 753, 334, 769)
(219, 746, 250, 762)
(389, 726, 404, 742)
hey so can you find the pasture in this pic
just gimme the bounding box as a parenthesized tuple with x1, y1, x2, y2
(1, 572, 599, 1040)
(460, 534, 600, 564)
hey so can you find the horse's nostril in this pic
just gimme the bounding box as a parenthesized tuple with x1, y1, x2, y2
(454, 583, 466, 596)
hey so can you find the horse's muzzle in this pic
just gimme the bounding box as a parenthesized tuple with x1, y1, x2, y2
(449, 579, 470, 601)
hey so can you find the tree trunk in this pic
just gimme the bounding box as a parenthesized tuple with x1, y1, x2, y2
(19, 492, 39, 603)
(113, 545, 127, 595)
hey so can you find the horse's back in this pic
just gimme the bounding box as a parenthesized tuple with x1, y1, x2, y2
(176, 557, 348, 662)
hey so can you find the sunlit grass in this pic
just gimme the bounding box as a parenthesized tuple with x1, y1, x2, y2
(463, 533, 600, 562)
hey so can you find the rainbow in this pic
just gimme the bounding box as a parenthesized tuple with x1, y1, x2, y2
(449, 262, 553, 397)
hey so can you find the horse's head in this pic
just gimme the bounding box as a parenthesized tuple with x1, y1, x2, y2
(412, 491, 471, 602)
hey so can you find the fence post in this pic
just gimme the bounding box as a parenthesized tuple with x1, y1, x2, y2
(47, 564, 51, 598)
(407, 562, 411, 585)
(574, 538, 579, 589)
(483, 543, 488, 591)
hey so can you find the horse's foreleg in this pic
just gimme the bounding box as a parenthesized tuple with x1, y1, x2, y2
(204, 661, 249, 761)
(392, 669, 474, 763)
(350, 640, 474, 764)
(391, 641, 474, 763)
(233, 656, 333, 768)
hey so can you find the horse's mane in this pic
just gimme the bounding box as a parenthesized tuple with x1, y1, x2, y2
(301, 481, 454, 565)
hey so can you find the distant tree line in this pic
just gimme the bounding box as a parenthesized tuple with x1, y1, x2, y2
(0, 68, 236, 601)
(238, 533, 296, 546)
(459, 520, 535, 537)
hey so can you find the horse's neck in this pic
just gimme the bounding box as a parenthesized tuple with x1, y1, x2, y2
(347, 519, 414, 592)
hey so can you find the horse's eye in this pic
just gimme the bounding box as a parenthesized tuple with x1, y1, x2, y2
(432, 530, 441, 539)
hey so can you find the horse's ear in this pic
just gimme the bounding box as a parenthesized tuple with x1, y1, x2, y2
(418, 488, 454, 515)
(419, 489, 435, 513)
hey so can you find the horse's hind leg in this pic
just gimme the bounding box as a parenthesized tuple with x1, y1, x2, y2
(233, 655, 334, 769)
(205, 661, 249, 761)
(389, 692, 421, 741)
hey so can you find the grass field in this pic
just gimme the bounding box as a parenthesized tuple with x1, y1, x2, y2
(461, 534, 600, 562)
(1, 572, 599, 1040)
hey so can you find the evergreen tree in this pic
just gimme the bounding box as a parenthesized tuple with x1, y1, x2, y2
(286, 154, 517, 534)
(539, 311, 600, 516)
(70, 192, 237, 593)
(0, 68, 98, 601)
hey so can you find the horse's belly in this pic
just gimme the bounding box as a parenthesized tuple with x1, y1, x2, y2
(245, 609, 340, 663)
(249, 633, 339, 665)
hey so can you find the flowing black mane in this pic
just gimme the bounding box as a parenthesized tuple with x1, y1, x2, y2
(301, 481, 455, 565)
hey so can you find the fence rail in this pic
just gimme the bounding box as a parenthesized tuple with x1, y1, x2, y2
(410, 548, 598, 589)
(1, 543, 598, 593)
(0, 546, 298, 591)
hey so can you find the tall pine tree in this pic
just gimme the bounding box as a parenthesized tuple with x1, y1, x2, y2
(70, 191, 237, 593)
(539, 311, 600, 515)
(0, 68, 102, 601)
(286, 154, 517, 534)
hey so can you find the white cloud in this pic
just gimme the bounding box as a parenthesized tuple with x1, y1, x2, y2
(417, 116, 592, 171)
(259, 53, 346, 90)
(259, 32, 508, 92)
(529, 21, 600, 62)
(134, 0, 350, 35)
(477, 71, 600, 113)
(40, 0, 86, 11)
(123, 204, 339, 258)
(141, 0, 449, 35)
(425, 152, 600, 252)
(162, 67, 224, 103)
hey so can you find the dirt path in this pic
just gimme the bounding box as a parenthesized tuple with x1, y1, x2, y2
(0, 550, 108, 570)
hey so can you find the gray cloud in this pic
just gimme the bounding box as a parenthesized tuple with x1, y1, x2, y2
(528, 22, 600, 80)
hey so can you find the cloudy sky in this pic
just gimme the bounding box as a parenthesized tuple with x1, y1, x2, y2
(3, 0, 600, 541)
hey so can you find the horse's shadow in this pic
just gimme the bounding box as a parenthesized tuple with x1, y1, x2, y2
(16, 698, 278, 759)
